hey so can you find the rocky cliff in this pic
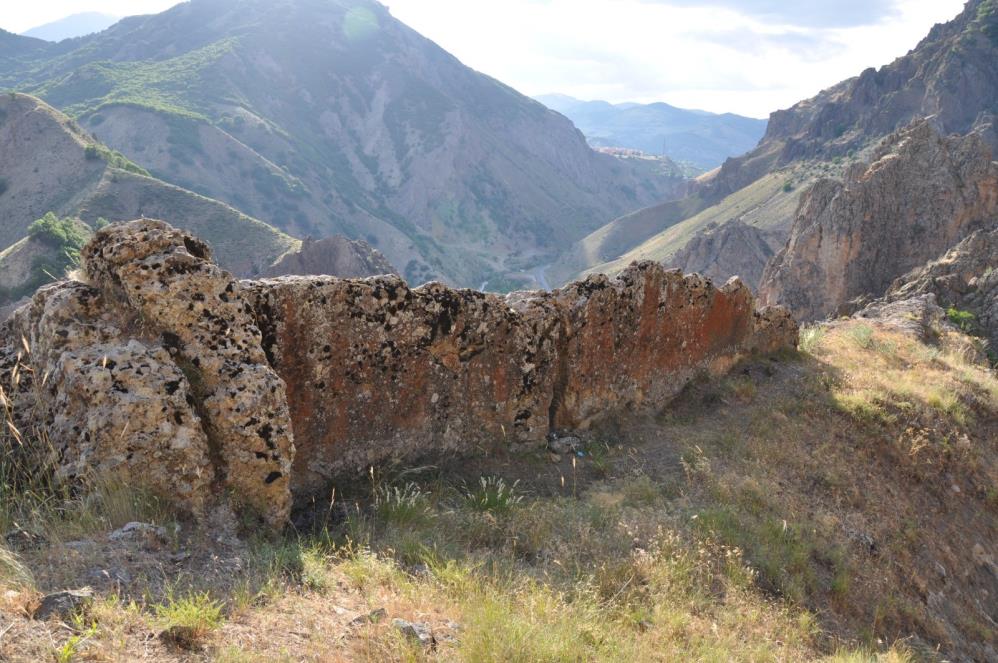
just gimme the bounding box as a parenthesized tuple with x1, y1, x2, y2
(759, 121, 998, 321)
(706, 0, 998, 203)
(0, 220, 797, 523)
(550, 0, 998, 287)
(669, 219, 779, 292)
(884, 227, 998, 351)
(263, 236, 397, 279)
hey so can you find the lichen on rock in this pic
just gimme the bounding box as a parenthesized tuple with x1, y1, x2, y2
(2, 220, 295, 527)
(247, 261, 797, 496)
(2, 220, 798, 523)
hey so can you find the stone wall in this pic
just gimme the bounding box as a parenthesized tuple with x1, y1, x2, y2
(246, 261, 796, 495)
(1, 220, 798, 523)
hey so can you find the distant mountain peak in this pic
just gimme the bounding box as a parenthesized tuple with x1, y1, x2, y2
(21, 12, 119, 42)
(1, 0, 685, 288)
(535, 94, 767, 171)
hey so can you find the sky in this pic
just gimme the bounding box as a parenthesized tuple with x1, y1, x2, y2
(2, 1, 178, 33)
(3, 0, 968, 119)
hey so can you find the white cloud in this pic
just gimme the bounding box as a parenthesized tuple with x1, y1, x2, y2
(385, 0, 967, 117)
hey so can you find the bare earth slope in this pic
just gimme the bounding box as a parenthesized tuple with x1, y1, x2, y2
(0, 0, 686, 288)
(0, 93, 298, 276)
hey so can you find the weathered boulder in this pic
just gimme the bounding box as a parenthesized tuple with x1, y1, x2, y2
(2, 220, 295, 527)
(32, 589, 94, 621)
(82, 220, 295, 525)
(3, 281, 215, 515)
(2, 220, 797, 519)
(760, 121, 998, 321)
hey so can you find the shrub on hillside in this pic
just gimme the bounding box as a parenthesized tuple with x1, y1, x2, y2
(84, 143, 150, 176)
(978, 0, 998, 45)
(28, 213, 90, 251)
(946, 307, 977, 333)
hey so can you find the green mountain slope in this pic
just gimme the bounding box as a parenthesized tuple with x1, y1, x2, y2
(0, 0, 685, 288)
(0, 93, 298, 279)
(0, 215, 90, 308)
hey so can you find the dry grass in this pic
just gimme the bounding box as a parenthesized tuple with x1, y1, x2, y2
(1, 320, 994, 661)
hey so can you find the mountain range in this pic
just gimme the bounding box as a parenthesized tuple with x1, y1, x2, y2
(0, 0, 685, 289)
(535, 94, 768, 172)
(550, 0, 998, 292)
(0, 2, 997, 661)
(21, 12, 119, 42)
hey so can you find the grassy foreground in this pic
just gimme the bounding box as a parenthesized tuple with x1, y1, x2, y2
(1, 318, 995, 661)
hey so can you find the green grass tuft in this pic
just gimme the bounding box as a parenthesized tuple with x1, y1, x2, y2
(464, 476, 523, 514)
(154, 590, 225, 639)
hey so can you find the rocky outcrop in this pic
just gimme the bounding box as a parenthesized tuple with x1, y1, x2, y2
(707, 0, 998, 201)
(883, 228, 998, 351)
(2, 281, 216, 514)
(2, 220, 295, 527)
(669, 219, 779, 291)
(759, 122, 998, 321)
(1, 220, 797, 521)
(248, 265, 796, 495)
(552, 0, 998, 291)
(853, 294, 993, 366)
(761, 0, 998, 161)
(264, 236, 397, 279)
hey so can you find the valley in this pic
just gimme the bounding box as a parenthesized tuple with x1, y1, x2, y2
(1, 1, 997, 661)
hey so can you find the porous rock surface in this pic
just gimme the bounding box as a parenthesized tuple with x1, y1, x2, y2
(760, 121, 998, 321)
(247, 264, 796, 495)
(2, 220, 295, 527)
(2, 220, 797, 520)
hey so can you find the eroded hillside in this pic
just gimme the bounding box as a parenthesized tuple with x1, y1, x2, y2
(0, 0, 686, 288)
(0, 93, 298, 276)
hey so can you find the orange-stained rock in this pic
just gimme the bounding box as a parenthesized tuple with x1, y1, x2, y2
(245, 262, 797, 496)
(2, 221, 797, 519)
